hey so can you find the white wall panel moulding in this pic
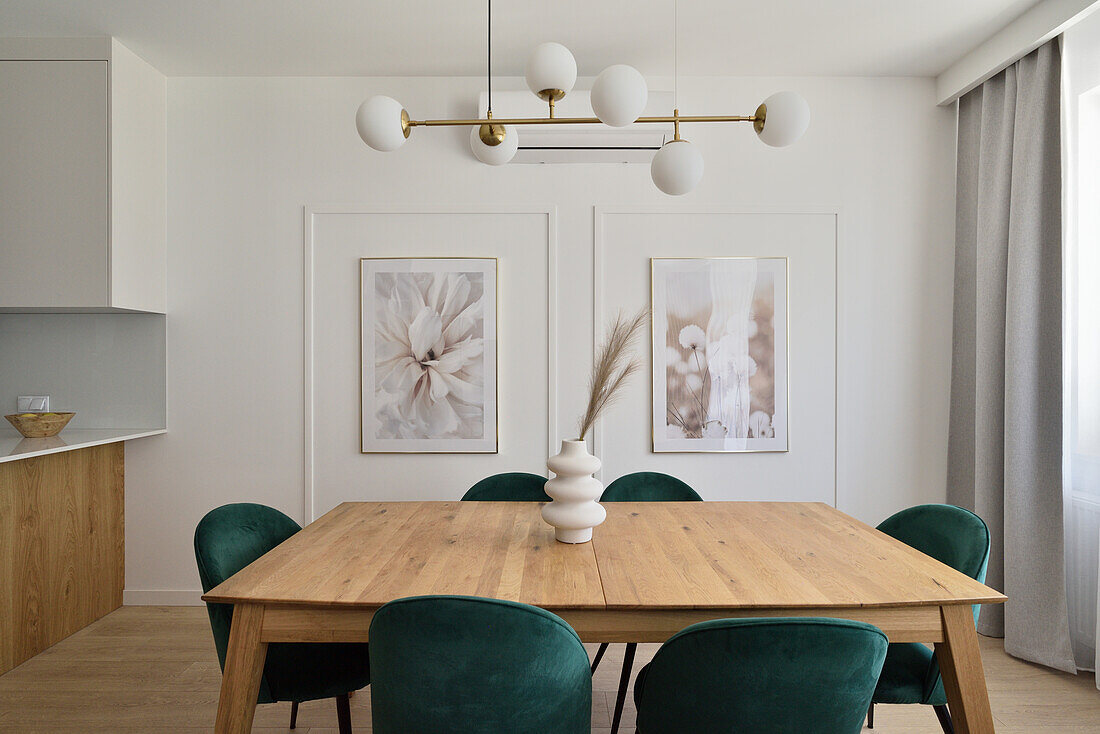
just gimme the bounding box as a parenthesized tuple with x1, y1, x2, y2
(304, 205, 558, 524)
(593, 206, 839, 505)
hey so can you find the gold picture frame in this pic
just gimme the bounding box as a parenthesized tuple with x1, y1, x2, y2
(360, 257, 499, 453)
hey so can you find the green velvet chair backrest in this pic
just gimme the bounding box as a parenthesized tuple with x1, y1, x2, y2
(368, 595, 591, 734)
(194, 503, 372, 705)
(874, 504, 991, 706)
(877, 504, 991, 624)
(461, 472, 551, 501)
(634, 617, 888, 734)
(194, 503, 301, 702)
(600, 471, 702, 502)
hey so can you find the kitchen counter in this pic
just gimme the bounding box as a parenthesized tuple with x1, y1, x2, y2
(1, 437, 131, 674)
(0, 427, 166, 463)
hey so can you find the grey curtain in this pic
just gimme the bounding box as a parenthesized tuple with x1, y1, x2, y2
(948, 40, 1076, 673)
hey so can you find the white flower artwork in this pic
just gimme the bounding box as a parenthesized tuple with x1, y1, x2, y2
(361, 258, 497, 453)
(651, 257, 788, 452)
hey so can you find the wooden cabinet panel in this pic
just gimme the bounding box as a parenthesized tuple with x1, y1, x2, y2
(0, 443, 124, 674)
(0, 61, 109, 308)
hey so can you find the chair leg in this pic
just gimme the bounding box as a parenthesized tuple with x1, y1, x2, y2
(289, 700, 299, 729)
(335, 693, 352, 734)
(610, 642, 637, 734)
(933, 704, 954, 734)
(867, 701, 874, 729)
(591, 642, 609, 673)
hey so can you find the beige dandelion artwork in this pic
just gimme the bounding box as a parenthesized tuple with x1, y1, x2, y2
(652, 257, 787, 453)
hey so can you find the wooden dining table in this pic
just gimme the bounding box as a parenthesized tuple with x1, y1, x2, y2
(203, 500, 1007, 733)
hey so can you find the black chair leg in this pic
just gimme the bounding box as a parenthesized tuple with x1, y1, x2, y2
(289, 700, 299, 729)
(610, 642, 637, 734)
(867, 701, 874, 728)
(591, 642, 610, 673)
(933, 704, 954, 734)
(335, 693, 352, 734)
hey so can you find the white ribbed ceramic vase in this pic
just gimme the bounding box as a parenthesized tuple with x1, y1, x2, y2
(542, 439, 606, 543)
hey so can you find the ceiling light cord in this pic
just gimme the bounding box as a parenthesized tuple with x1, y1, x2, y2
(674, 0, 678, 109)
(487, 0, 492, 114)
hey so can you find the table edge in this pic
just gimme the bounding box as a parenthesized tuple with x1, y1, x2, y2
(199, 594, 1007, 608)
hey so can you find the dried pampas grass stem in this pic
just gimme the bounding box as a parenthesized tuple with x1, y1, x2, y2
(577, 307, 648, 441)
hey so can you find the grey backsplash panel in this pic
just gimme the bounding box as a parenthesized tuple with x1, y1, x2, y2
(0, 313, 166, 429)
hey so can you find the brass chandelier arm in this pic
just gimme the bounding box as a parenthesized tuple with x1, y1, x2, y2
(406, 114, 758, 128)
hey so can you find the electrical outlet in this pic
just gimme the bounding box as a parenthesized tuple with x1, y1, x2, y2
(17, 395, 49, 412)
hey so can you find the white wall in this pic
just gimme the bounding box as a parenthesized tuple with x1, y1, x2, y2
(124, 74, 956, 603)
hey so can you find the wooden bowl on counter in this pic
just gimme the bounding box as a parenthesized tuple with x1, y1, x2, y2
(4, 411, 76, 438)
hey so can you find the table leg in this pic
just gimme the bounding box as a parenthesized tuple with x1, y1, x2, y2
(610, 642, 637, 734)
(935, 604, 995, 734)
(215, 603, 268, 734)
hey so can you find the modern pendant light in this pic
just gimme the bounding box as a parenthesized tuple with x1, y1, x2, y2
(755, 91, 811, 147)
(650, 0, 703, 195)
(355, 95, 409, 152)
(469, 121, 518, 165)
(525, 42, 577, 104)
(591, 64, 648, 127)
(355, 0, 809, 193)
(651, 123, 704, 195)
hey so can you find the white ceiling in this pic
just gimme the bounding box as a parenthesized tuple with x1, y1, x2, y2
(0, 0, 1042, 78)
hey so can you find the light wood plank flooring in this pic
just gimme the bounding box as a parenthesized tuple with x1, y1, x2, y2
(0, 606, 1095, 732)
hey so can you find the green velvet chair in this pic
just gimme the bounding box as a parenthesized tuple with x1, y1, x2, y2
(599, 470, 703, 502)
(595, 471, 702, 733)
(633, 617, 889, 734)
(368, 595, 591, 734)
(194, 503, 370, 733)
(461, 472, 551, 502)
(868, 504, 991, 734)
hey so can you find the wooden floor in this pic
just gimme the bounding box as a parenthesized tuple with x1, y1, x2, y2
(0, 606, 1095, 732)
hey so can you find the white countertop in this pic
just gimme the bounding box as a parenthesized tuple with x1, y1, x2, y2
(0, 428, 166, 463)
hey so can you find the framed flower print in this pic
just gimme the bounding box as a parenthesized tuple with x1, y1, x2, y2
(361, 258, 497, 453)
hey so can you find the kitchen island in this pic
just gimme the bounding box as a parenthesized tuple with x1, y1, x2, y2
(0, 430, 163, 674)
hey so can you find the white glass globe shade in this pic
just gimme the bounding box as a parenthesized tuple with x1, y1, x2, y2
(756, 91, 810, 147)
(650, 140, 704, 195)
(470, 124, 519, 165)
(356, 96, 409, 151)
(525, 42, 577, 97)
(591, 65, 648, 127)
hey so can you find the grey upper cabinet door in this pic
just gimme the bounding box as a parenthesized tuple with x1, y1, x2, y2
(0, 60, 110, 309)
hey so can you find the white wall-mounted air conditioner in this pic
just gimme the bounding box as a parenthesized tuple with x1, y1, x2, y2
(476, 90, 674, 163)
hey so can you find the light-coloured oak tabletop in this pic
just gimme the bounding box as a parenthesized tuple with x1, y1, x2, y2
(203, 501, 1005, 611)
(204, 501, 603, 608)
(593, 501, 1003, 609)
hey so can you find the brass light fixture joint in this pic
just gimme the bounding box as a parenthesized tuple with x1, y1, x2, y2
(478, 110, 507, 147)
(673, 108, 681, 141)
(548, 96, 556, 119)
(400, 108, 411, 138)
(753, 103, 767, 134)
(537, 88, 566, 103)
